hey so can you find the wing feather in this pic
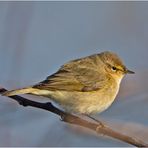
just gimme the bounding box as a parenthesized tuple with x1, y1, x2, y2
(33, 55, 106, 92)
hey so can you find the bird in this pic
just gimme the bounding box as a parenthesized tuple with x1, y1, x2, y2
(2, 51, 134, 115)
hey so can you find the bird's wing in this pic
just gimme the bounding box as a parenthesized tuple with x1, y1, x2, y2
(33, 56, 107, 92)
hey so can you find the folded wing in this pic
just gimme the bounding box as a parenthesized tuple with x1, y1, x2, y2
(33, 55, 107, 92)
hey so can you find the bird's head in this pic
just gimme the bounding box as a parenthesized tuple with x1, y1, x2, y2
(99, 51, 134, 82)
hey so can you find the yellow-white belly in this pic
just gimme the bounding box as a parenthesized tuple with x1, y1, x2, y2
(33, 81, 120, 115)
(31, 75, 123, 115)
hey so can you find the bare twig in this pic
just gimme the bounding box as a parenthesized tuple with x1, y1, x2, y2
(0, 87, 147, 147)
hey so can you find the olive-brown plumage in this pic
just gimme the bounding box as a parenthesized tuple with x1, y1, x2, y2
(2, 51, 134, 114)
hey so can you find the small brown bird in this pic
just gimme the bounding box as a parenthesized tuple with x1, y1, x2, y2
(2, 51, 134, 115)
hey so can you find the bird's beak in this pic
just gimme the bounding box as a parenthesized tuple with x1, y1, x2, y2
(125, 68, 135, 74)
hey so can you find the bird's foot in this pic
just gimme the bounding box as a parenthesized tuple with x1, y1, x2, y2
(85, 115, 104, 127)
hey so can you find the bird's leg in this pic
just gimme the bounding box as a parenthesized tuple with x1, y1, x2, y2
(85, 114, 104, 127)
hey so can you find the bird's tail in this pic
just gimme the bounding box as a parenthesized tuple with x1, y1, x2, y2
(2, 87, 37, 96)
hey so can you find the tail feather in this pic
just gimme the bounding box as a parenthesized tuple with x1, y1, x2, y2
(2, 87, 36, 96)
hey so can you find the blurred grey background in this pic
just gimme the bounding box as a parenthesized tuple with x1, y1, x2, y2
(0, 1, 148, 146)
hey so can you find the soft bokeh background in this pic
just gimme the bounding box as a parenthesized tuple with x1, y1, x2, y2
(0, 1, 148, 146)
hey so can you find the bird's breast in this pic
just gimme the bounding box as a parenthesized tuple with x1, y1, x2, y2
(46, 80, 120, 114)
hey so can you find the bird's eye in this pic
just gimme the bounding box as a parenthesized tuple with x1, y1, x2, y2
(111, 66, 117, 71)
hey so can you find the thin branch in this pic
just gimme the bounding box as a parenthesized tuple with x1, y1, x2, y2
(0, 87, 147, 147)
